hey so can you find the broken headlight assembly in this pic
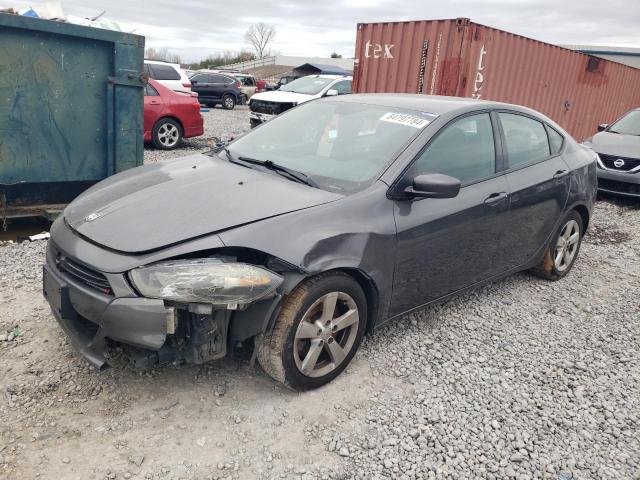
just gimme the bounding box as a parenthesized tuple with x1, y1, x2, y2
(129, 259, 283, 307)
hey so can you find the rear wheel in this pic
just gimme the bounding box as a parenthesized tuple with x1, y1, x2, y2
(152, 118, 182, 150)
(257, 272, 367, 390)
(530, 210, 583, 280)
(222, 94, 236, 110)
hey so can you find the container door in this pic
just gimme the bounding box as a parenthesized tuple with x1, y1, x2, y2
(0, 16, 143, 213)
(0, 30, 112, 188)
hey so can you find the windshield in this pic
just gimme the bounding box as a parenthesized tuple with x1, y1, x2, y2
(222, 100, 437, 193)
(608, 110, 640, 135)
(280, 76, 334, 95)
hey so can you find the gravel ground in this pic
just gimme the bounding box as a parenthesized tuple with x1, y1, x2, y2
(0, 107, 638, 479)
(143, 106, 251, 164)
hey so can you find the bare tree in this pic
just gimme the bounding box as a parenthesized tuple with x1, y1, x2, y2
(145, 47, 182, 64)
(244, 23, 276, 59)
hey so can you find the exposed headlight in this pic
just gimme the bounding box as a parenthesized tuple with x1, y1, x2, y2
(129, 259, 283, 307)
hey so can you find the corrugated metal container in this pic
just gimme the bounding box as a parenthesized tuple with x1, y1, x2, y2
(0, 14, 145, 219)
(353, 18, 640, 140)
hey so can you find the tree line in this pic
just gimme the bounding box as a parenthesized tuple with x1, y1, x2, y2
(145, 22, 344, 68)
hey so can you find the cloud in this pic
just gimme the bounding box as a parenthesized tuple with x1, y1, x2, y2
(8, 0, 639, 62)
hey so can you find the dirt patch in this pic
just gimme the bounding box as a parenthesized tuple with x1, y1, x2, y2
(584, 224, 632, 244)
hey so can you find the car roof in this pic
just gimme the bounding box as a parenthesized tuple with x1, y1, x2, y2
(329, 93, 539, 115)
(302, 74, 353, 80)
(144, 59, 181, 68)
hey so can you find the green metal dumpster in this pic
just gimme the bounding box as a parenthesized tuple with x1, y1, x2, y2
(0, 13, 145, 221)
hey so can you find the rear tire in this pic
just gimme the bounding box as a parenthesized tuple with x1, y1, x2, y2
(222, 94, 236, 110)
(152, 118, 182, 150)
(257, 272, 367, 391)
(530, 210, 583, 280)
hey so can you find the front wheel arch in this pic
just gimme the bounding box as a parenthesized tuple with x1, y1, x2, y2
(268, 267, 379, 336)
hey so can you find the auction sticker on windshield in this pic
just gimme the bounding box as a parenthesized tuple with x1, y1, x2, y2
(380, 112, 434, 128)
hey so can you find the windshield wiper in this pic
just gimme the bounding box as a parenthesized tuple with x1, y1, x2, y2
(236, 156, 318, 188)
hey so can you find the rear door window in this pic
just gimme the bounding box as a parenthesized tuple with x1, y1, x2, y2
(210, 74, 227, 84)
(499, 113, 551, 168)
(149, 65, 181, 81)
(547, 126, 564, 154)
(144, 84, 159, 96)
(412, 113, 496, 185)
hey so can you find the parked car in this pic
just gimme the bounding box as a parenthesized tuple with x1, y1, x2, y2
(144, 60, 191, 93)
(231, 73, 258, 103)
(583, 108, 640, 197)
(248, 74, 352, 127)
(189, 72, 242, 109)
(255, 79, 267, 94)
(144, 79, 203, 150)
(43, 94, 596, 390)
(276, 74, 301, 89)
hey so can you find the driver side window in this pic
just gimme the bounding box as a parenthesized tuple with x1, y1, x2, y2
(412, 113, 496, 185)
(332, 80, 352, 95)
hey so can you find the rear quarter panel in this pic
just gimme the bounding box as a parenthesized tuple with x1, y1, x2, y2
(563, 141, 598, 221)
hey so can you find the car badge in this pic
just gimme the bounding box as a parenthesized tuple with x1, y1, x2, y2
(84, 212, 101, 222)
(613, 158, 625, 168)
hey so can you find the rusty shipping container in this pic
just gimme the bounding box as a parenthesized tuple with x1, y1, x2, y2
(353, 18, 640, 140)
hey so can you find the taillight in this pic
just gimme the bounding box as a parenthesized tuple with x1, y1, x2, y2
(235, 81, 241, 88)
(182, 82, 192, 88)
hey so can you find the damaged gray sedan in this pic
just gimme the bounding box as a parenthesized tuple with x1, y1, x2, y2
(43, 94, 596, 390)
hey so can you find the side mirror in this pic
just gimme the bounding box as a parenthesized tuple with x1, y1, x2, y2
(404, 173, 461, 199)
(191, 80, 198, 84)
(597, 123, 608, 132)
(325, 89, 339, 97)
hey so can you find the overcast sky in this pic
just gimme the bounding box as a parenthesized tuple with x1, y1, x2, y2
(12, 0, 640, 62)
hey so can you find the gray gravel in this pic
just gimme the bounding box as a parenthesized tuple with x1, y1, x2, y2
(143, 105, 251, 164)
(0, 109, 638, 480)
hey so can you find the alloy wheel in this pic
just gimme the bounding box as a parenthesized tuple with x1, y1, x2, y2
(293, 291, 360, 378)
(554, 219, 580, 272)
(157, 123, 179, 147)
(224, 96, 234, 109)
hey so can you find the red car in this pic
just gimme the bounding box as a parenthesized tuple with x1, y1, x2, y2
(144, 78, 204, 150)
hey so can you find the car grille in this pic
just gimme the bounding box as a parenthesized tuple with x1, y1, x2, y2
(250, 100, 295, 115)
(599, 153, 640, 172)
(597, 179, 640, 196)
(57, 256, 112, 294)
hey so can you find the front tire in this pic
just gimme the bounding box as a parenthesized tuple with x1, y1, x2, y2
(530, 210, 583, 280)
(257, 272, 367, 390)
(222, 94, 236, 110)
(152, 118, 182, 150)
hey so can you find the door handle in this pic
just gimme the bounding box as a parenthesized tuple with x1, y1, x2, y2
(149, 100, 160, 105)
(553, 169, 569, 179)
(484, 192, 508, 205)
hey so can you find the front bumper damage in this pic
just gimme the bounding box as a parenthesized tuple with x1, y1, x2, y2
(248, 110, 275, 127)
(43, 241, 281, 369)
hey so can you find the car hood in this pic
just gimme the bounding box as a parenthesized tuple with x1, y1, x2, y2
(64, 153, 342, 253)
(251, 90, 316, 104)
(590, 131, 640, 158)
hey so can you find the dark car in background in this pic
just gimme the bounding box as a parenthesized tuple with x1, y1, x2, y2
(584, 108, 640, 198)
(189, 72, 242, 109)
(43, 95, 596, 390)
(143, 79, 203, 150)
